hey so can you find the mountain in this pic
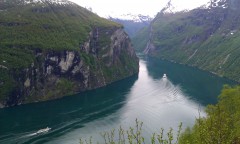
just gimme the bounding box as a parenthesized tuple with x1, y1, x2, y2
(0, 0, 139, 107)
(109, 14, 152, 38)
(133, 0, 240, 82)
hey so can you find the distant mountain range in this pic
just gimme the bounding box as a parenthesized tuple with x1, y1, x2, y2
(109, 14, 152, 38)
(133, 0, 240, 82)
(109, 14, 152, 22)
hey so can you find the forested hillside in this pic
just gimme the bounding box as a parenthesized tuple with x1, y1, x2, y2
(133, 0, 240, 82)
(0, 0, 139, 107)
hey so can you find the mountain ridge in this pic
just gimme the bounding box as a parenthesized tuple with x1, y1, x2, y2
(109, 14, 152, 38)
(133, 0, 240, 82)
(0, 0, 139, 107)
(109, 14, 152, 23)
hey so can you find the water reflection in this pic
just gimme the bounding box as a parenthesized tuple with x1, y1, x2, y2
(0, 75, 138, 144)
(145, 56, 236, 105)
(48, 60, 204, 143)
(0, 57, 236, 144)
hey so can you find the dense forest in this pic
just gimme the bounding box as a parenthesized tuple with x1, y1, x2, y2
(180, 85, 240, 144)
(132, 0, 240, 82)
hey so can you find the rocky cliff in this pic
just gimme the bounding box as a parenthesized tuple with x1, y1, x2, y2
(0, 0, 139, 107)
(109, 14, 152, 38)
(134, 0, 240, 82)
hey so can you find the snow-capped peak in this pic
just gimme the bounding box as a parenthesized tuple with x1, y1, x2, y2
(202, 0, 228, 9)
(23, 0, 74, 6)
(108, 14, 152, 23)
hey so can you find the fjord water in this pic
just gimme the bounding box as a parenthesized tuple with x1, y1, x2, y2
(0, 56, 236, 144)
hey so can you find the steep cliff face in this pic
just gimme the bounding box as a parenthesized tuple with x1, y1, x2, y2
(134, 0, 240, 82)
(109, 14, 152, 38)
(0, 0, 139, 107)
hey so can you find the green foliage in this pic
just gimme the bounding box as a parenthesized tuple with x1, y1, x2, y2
(56, 78, 75, 95)
(100, 49, 139, 83)
(80, 52, 96, 68)
(134, 4, 240, 82)
(80, 119, 183, 144)
(0, 69, 15, 101)
(179, 85, 240, 144)
(97, 27, 112, 48)
(0, 0, 124, 102)
(109, 17, 151, 38)
(0, 47, 34, 68)
(35, 78, 75, 101)
(0, 0, 121, 50)
(132, 27, 149, 52)
(79, 85, 240, 144)
(0, 0, 121, 70)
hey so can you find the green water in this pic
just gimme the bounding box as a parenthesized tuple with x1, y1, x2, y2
(0, 56, 236, 144)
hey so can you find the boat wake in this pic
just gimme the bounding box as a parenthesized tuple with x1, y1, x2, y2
(158, 77, 185, 103)
(26, 127, 51, 137)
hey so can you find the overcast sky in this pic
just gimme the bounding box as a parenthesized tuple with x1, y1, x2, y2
(69, 0, 210, 18)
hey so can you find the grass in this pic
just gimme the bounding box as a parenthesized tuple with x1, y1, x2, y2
(132, 27, 149, 52)
(0, 69, 15, 101)
(133, 4, 240, 82)
(0, 0, 122, 70)
(100, 47, 139, 84)
(0, 3, 120, 51)
(0, 0, 139, 105)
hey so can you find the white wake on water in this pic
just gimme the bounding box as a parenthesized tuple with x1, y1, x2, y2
(158, 77, 204, 111)
(25, 127, 51, 137)
(157, 77, 185, 103)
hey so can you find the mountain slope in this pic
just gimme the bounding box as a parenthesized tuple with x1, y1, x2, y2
(0, 0, 139, 107)
(131, 27, 149, 52)
(109, 14, 152, 38)
(135, 0, 240, 82)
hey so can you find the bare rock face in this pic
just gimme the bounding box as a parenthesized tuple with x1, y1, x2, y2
(0, 0, 139, 108)
(24, 78, 31, 88)
(1, 27, 139, 107)
(59, 51, 75, 73)
(0, 103, 3, 109)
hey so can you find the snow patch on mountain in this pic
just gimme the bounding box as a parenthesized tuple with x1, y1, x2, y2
(23, 0, 74, 5)
(108, 14, 152, 23)
(201, 0, 228, 9)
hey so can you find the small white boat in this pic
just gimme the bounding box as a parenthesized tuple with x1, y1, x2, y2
(163, 74, 167, 78)
(36, 127, 51, 134)
(26, 127, 51, 137)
